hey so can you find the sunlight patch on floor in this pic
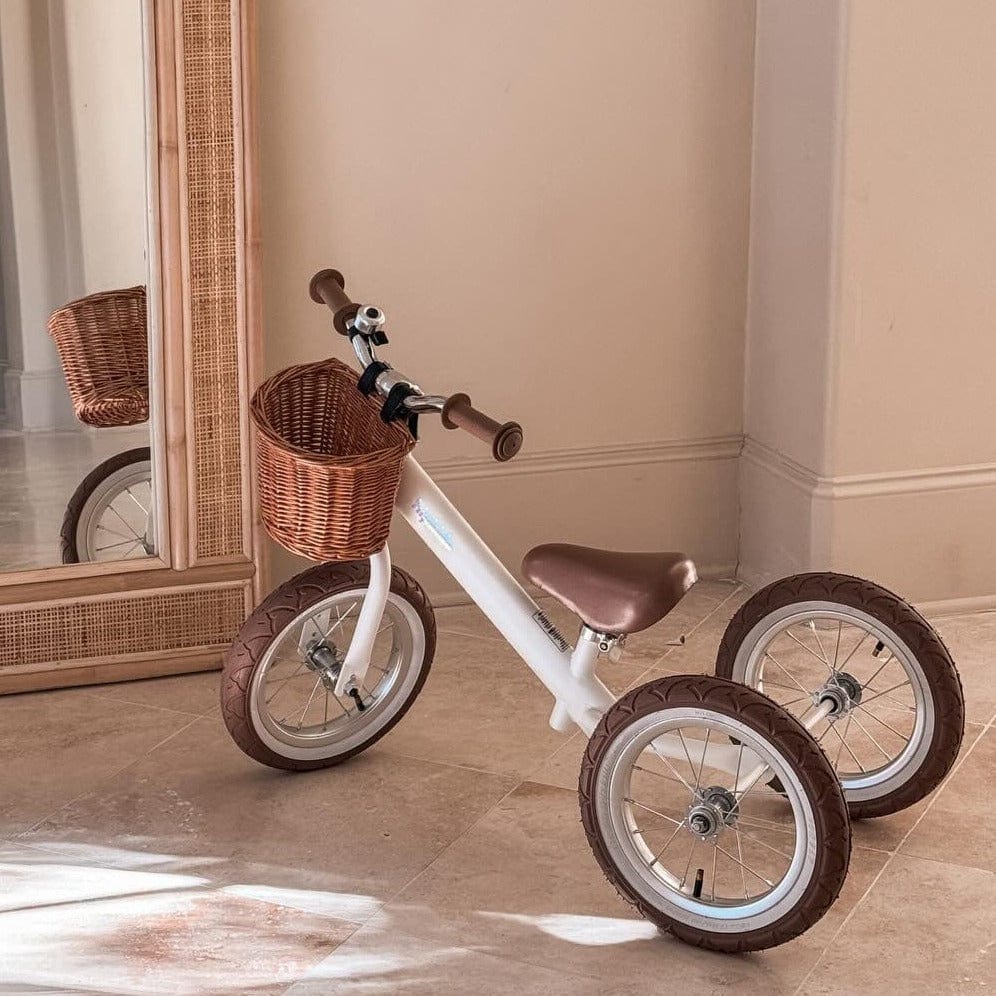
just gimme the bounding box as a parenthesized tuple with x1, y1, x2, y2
(221, 881, 381, 921)
(482, 910, 659, 945)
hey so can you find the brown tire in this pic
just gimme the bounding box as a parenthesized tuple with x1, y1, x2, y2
(580, 675, 850, 952)
(222, 560, 435, 771)
(716, 572, 964, 819)
(61, 446, 152, 563)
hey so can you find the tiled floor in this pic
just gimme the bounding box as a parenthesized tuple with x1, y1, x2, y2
(0, 580, 993, 994)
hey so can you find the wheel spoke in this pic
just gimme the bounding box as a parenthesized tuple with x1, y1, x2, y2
(763, 651, 810, 694)
(861, 653, 896, 691)
(647, 820, 687, 868)
(265, 662, 308, 703)
(711, 842, 719, 902)
(837, 630, 870, 671)
(733, 824, 794, 861)
(850, 713, 894, 761)
(696, 729, 711, 794)
(824, 719, 865, 772)
(714, 842, 773, 889)
(733, 829, 748, 899)
(777, 694, 814, 708)
(123, 486, 149, 517)
(758, 678, 811, 695)
(93, 537, 143, 552)
(832, 620, 843, 670)
(784, 627, 831, 671)
(679, 838, 697, 890)
(632, 763, 687, 787)
(323, 601, 358, 640)
(831, 713, 852, 772)
(860, 679, 912, 707)
(291, 677, 322, 730)
(107, 503, 142, 540)
(624, 797, 683, 827)
(854, 704, 912, 741)
(96, 523, 133, 541)
(649, 739, 698, 798)
(734, 815, 798, 836)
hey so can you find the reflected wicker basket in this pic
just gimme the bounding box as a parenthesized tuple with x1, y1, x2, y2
(250, 357, 415, 562)
(47, 285, 149, 428)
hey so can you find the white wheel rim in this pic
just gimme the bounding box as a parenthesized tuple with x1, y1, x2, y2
(77, 460, 154, 561)
(595, 707, 818, 933)
(733, 601, 932, 802)
(249, 589, 425, 762)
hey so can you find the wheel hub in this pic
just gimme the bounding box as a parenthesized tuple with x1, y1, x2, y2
(687, 786, 738, 839)
(816, 670, 862, 718)
(305, 640, 342, 689)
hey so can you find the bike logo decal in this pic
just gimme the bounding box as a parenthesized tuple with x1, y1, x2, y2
(411, 498, 454, 550)
(532, 609, 570, 654)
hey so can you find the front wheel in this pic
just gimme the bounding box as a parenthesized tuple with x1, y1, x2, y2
(221, 561, 435, 771)
(580, 675, 851, 952)
(716, 573, 965, 819)
(61, 446, 153, 563)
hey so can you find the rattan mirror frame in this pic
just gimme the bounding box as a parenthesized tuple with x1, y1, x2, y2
(0, 0, 262, 693)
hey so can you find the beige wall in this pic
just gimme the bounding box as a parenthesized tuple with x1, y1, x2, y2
(259, 0, 756, 600)
(61, 0, 147, 296)
(742, 0, 996, 607)
(0, 0, 146, 430)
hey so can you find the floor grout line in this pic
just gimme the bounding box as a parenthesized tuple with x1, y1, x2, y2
(77, 687, 212, 720)
(11, 713, 207, 842)
(362, 778, 526, 923)
(791, 719, 990, 995)
(375, 745, 527, 782)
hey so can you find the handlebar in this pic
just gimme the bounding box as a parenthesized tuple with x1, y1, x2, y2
(442, 393, 523, 462)
(309, 268, 359, 335)
(309, 267, 523, 462)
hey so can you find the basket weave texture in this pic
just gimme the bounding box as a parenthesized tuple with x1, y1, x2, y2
(47, 286, 149, 428)
(251, 358, 415, 562)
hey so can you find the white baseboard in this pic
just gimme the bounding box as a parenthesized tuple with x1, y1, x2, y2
(267, 435, 742, 602)
(739, 436, 996, 606)
(3, 367, 76, 431)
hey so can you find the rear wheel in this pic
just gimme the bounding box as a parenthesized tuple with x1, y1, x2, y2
(580, 675, 850, 952)
(221, 560, 435, 771)
(716, 573, 965, 819)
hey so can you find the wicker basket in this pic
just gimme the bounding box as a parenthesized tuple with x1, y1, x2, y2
(47, 286, 149, 428)
(251, 357, 415, 561)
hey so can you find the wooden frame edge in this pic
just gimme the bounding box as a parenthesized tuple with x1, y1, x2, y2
(0, 0, 261, 693)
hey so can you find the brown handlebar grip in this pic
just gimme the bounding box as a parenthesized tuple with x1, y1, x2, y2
(441, 392, 523, 462)
(309, 268, 360, 335)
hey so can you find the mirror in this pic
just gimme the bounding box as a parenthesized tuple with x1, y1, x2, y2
(0, 0, 156, 571)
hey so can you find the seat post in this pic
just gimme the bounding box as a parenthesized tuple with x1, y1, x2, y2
(579, 624, 622, 655)
(548, 624, 617, 734)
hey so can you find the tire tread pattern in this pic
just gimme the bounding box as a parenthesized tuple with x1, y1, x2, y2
(579, 674, 851, 953)
(221, 560, 436, 771)
(715, 572, 965, 819)
(60, 446, 152, 563)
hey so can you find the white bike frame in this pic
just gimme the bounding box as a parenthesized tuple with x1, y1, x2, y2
(335, 453, 835, 790)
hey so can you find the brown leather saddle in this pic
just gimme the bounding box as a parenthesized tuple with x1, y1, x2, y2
(522, 543, 697, 634)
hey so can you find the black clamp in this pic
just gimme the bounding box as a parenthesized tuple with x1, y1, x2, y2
(356, 358, 418, 439)
(357, 360, 391, 396)
(381, 383, 420, 439)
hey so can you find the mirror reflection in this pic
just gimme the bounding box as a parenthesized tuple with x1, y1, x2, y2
(0, 0, 156, 571)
